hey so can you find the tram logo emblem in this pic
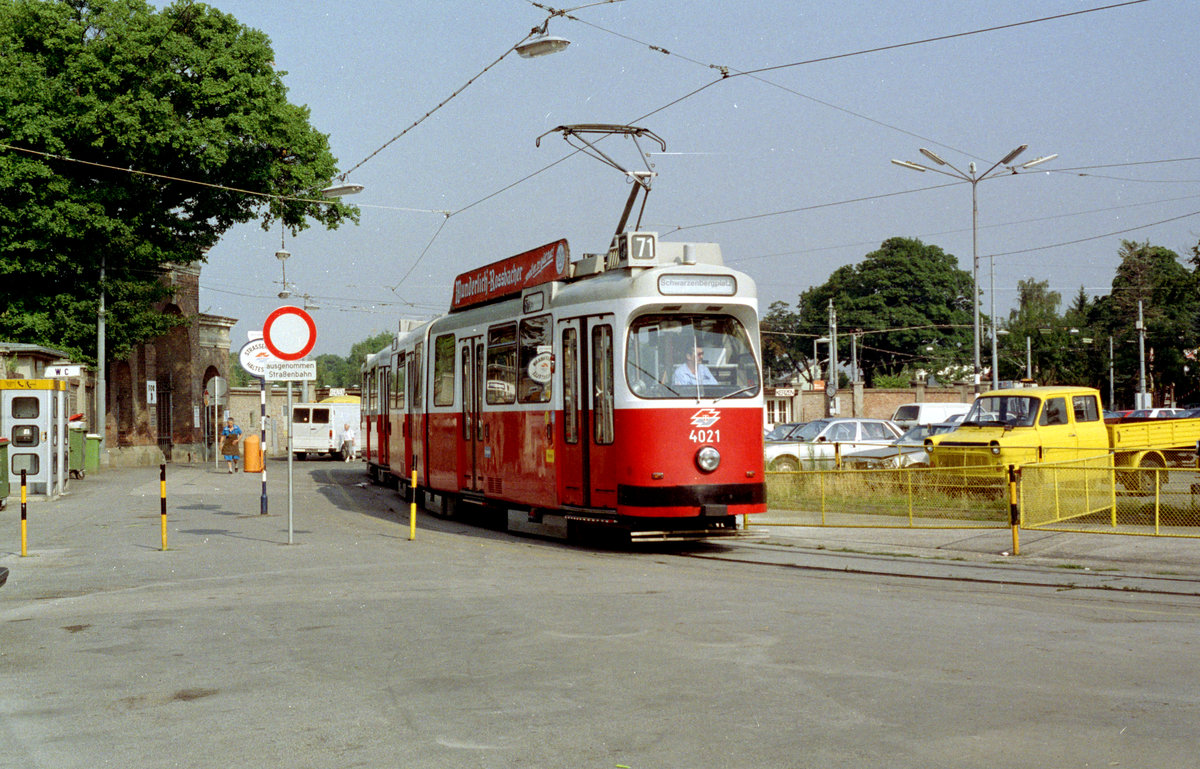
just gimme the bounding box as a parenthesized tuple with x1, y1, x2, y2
(689, 409, 721, 429)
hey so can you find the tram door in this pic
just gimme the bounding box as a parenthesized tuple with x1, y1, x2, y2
(377, 364, 391, 470)
(459, 336, 485, 493)
(558, 315, 617, 509)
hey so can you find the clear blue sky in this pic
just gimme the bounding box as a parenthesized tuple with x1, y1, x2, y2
(195, 0, 1200, 357)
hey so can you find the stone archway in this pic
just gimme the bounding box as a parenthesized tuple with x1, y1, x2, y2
(201, 365, 222, 458)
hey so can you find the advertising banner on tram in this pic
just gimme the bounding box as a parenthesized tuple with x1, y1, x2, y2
(451, 239, 570, 311)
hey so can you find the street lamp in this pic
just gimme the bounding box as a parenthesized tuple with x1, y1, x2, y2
(320, 182, 364, 198)
(516, 18, 571, 58)
(275, 246, 293, 299)
(892, 146, 1057, 390)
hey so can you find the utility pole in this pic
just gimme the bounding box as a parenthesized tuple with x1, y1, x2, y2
(827, 299, 838, 416)
(850, 332, 858, 384)
(1136, 300, 1148, 408)
(1108, 336, 1115, 409)
(97, 257, 106, 452)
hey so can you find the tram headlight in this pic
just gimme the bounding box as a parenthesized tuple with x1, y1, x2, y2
(695, 446, 721, 473)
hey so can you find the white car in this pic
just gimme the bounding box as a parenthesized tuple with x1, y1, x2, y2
(843, 422, 960, 469)
(765, 418, 904, 472)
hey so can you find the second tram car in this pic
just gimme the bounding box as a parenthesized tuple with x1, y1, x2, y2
(361, 231, 764, 540)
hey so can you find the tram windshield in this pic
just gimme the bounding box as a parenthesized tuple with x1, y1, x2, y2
(626, 314, 760, 399)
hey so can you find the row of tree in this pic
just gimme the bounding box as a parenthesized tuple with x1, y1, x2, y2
(762, 237, 1200, 408)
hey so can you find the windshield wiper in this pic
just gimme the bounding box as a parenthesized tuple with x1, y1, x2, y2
(715, 384, 758, 403)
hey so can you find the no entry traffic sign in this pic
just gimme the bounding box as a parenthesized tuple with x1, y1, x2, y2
(263, 305, 316, 361)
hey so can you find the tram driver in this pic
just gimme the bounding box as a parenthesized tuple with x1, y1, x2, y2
(673, 345, 718, 386)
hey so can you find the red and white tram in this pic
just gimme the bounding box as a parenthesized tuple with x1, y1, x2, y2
(361, 231, 764, 541)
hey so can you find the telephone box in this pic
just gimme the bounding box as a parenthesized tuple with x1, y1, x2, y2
(1, 379, 67, 496)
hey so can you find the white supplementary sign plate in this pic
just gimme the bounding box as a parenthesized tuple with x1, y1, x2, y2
(47, 365, 83, 378)
(262, 360, 317, 381)
(239, 338, 279, 379)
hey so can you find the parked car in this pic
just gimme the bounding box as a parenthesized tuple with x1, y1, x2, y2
(765, 422, 806, 442)
(890, 402, 971, 429)
(843, 422, 960, 469)
(765, 418, 904, 472)
(1121, 408, 1186, 421)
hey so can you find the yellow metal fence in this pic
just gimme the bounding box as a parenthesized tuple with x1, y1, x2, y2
(1021, 458, 1200, 537)
(764, 459, 1200, 538)
(763, 467, 1009, 529)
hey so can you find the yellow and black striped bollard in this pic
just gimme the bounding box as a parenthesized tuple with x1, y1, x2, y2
(20, 469, 28, 557)
(160, 464, 168, 551)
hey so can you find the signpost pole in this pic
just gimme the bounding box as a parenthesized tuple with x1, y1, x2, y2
(56, 385, 66, 496)
(259, 376, 268, 515)
(213, 403, 219, 470)
(287, 381, 294, 544)
(259, 305, 316, 546)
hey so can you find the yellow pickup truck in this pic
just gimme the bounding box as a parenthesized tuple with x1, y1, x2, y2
(925, 386, 1200, 487)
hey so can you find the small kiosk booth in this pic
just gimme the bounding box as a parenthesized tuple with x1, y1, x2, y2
(1, 379, 68, 497)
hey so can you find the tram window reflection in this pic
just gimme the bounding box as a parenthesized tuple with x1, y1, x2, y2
(626, 314, 760, 399)
(486, 323, 517, 405)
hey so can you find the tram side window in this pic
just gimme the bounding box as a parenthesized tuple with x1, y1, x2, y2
(411, 342, 424, 406)
(486, 323, 517, 405)
(592, 324, 614, 445)
(461, 345, 473, 441)
(433, 334, 456, 407)
(361, 371, 371, 415)
(562, 328, 579, 444)
(518, 315, 552, 404)
(393, 353, 406, 411)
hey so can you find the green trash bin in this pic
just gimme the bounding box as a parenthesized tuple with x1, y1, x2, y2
(0, 438, 9, 509)
(69, 425, 87, 479)
(85, 434, 101, 474)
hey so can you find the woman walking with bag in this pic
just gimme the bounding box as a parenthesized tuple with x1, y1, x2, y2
(221, 417, 243, 473)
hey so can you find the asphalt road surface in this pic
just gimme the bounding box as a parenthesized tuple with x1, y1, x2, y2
(2, 461, 1198, 768)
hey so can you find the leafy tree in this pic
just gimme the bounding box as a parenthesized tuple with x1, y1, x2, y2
(0, 0, 356, 363)
(1089, 240, 1200, 406)
(760, 301, 810, 384)
(314, 331, 392, 388)
(795, 237, 974, 385)
(1002, 278, 1094, 385)
(347, 331, 394, 369)
(227, 351, 251, 387)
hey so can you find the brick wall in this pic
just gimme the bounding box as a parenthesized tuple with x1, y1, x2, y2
(798, 384, 974, 421)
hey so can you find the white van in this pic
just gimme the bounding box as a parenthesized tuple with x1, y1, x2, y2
(290, 401, 361, 459)
(890, 401, 971, 429)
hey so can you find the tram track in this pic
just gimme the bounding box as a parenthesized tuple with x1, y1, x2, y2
(669, 539, 1200, 599)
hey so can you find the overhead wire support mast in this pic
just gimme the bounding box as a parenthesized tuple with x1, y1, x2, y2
(536, 124, 666, 235)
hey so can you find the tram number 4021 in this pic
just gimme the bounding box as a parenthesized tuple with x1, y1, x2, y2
(689, 429, 721, 443)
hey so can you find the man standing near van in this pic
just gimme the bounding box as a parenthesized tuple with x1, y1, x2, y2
(341, 422, 358, 462)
